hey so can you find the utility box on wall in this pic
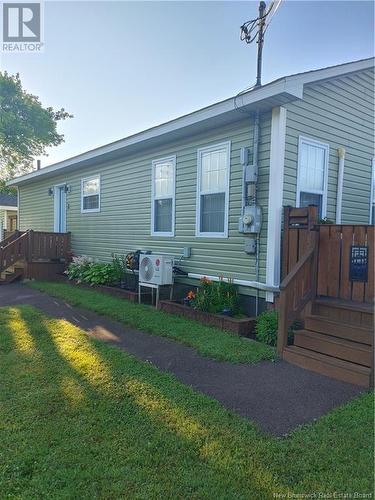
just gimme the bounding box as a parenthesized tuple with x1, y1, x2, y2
(238, 205, 262, 234)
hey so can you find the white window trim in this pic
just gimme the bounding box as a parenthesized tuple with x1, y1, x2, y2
(370, 157, 375, 224)
(296, 135, 329, 218)
(195, 141, 231, 238)
(151, 155, 176, 237)
(81, 174, 101, 213)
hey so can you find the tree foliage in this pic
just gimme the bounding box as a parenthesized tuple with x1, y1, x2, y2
(0, 71, 72, 190)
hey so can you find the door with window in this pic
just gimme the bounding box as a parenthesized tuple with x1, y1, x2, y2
(296, 137, 329, 219)
(54, 185, 67, 232)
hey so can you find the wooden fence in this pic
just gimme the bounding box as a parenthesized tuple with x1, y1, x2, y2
(316, 225, 374, 304)
(282, 206, 374, 305)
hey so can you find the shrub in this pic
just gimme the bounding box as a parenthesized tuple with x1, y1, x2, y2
(189, 277, 239, 315)
(112, 254, 127, 283)
(255, 310, 278, 346)
(65, 255, 118, 286)
(256, 310, 298, 346)
(65, 255, 94, 282)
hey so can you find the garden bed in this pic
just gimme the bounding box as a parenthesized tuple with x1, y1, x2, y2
(52, 275, 145, 302)
(158, 300, 256, 337)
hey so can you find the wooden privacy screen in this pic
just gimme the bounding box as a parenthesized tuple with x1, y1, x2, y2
(316, 225, 374, 304)
(282, 206, 318, 278)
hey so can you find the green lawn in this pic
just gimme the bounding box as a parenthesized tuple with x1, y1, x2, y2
(0, 305, 373, 498)
(28, 281, 275, 364)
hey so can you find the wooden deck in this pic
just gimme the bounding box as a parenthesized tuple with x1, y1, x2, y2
(278, 207, 374, 387)
(0, 230, 70, 283)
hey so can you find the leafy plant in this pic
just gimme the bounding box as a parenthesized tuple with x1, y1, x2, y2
(255, 310, 278, 346)
(190, 277, 239, 315)
(65, 255, 94, 282)
(255, 310, 297, 346)
(112, 254, 127, 283)
(81, 263, 118, 286)
(65, 255, 118, 286)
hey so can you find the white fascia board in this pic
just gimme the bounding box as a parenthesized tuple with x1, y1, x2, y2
(8, 81, 302, 187)
(286, 58, 374, 87)
(8, 57, 373, 188)
(0, 205, 18, 210)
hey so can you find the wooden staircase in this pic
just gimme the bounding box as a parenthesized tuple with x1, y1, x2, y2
(0, 230, 70, 284)
(278, 207, 374, 388)
(283, 298, 373, 387)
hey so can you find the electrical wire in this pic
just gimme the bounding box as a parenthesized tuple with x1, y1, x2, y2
(263, 0, 283, 34)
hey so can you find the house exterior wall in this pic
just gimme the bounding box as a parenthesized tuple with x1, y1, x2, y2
(0, 209, 17, 234)
(283, 68, 374, 223)
(18, 117, 272, 297)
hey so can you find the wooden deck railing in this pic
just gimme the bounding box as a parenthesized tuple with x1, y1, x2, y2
(277, 206, 319, 356)
(0, 230, 71, 273)
(0, 231, 29, 272)
(0, 230, 24, 249)
(277, 243, 318, 355)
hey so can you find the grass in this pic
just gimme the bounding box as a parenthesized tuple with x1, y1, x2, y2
(0, 305, 373, 498)
(27, 281, 275, 364)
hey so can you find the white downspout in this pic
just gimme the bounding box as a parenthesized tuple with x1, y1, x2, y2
(336, 148, 346, 224)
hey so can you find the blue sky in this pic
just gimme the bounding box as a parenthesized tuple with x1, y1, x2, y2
(1, 0, 374, 167)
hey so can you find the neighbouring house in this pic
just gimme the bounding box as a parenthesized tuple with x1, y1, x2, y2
(0, 193, 18, 239)
(7, 58, 375, 313)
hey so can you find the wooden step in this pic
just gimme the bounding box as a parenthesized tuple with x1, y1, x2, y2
(283, 345, 372, 387)
(0, 269, 23, 284)
(313, 298, 373, 329)
(294, 329, 372, 367)
(304, 315, 373, 345)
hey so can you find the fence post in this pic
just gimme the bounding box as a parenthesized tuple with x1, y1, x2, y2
(277, 289, 288, 356)
(27, 230, 33, 262)
(282, 206, 292, 279)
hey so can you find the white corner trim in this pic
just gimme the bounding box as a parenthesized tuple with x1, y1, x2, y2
(335, 148, 346, 224)
(265, 106, 287, 302)
(370, 157, 375, 224)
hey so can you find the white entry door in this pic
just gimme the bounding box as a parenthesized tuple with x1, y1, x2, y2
(54, 185, 67, 232)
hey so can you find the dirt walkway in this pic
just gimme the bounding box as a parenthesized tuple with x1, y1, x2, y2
(0, 283, 364, 436)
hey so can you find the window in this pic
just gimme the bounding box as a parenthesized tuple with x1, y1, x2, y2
(296, 137, 329, 218)
(370, 158, 375, 224)
(196, 142, 230, 237)
(151, 156, 176, 236)
(81, 175, 100, 213)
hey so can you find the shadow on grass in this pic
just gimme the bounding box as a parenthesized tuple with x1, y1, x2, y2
(0, 305, 373, 498)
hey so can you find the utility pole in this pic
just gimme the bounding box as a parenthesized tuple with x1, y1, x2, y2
(255, 1, 266, 87)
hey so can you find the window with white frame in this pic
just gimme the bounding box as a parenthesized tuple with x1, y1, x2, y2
(296, 137, 329, 218)
(81, 175, 100, 212)
(370, 158, 375, 224)
(196, 142, 230, 237)
(151, 156, 175, 235)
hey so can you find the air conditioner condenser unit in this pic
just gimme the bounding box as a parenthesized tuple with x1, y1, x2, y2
(139, 254, 173, 285)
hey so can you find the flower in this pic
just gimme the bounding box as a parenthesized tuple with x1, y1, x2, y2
(200, 276, 212, 285)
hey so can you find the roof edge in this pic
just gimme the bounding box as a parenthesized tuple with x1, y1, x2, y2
(8, 57, 374, 187)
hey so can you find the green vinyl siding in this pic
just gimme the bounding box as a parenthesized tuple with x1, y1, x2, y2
(18, 117, 272, 296)
(283, 68, 374, 223)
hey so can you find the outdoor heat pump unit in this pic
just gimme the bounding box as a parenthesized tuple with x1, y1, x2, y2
(139, 254, 173, 286)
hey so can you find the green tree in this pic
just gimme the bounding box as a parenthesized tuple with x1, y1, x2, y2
(0, 71, 72, 191)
